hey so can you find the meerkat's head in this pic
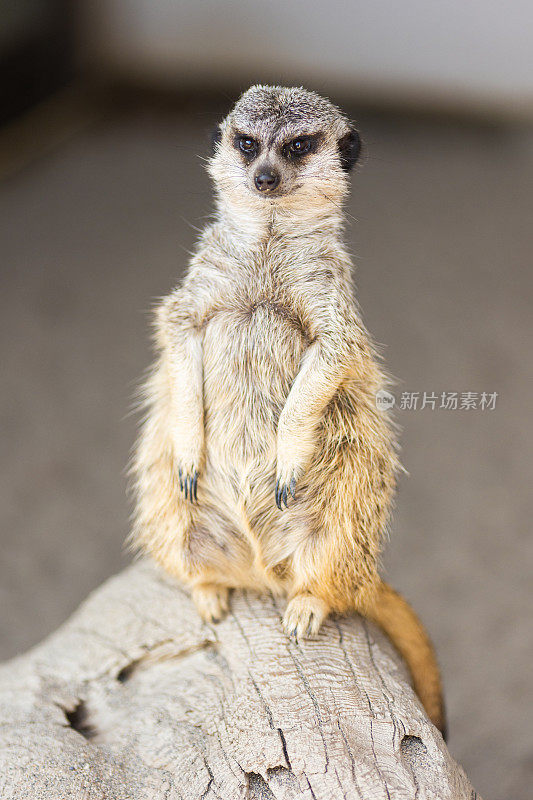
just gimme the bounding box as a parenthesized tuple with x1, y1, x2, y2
(209, 85, 360, 219)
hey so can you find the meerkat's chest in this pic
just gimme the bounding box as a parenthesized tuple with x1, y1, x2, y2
(201, 282, 308, 458)
(203, 295, 307, 397)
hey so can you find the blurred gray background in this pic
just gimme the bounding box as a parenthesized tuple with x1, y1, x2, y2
(1, 3, 532, 800)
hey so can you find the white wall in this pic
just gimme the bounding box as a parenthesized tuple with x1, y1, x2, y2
(85, 0, 533, 116)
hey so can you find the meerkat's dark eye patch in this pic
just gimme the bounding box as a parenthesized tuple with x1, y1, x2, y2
(338, 128, 361, 171)
(234, 134, 259, 159)
(282, 134, 321, 160)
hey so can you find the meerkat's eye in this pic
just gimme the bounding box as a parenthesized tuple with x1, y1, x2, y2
(288, 137, 312, 155)
(237, 136, 258, 155)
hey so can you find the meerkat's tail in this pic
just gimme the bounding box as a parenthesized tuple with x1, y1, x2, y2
(363, 581, 447, 738)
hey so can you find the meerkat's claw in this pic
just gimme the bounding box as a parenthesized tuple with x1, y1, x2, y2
(192, 584, 229, 624)
(275, 476, 297, 510)
(178, 468, 199, 503)
(282, 594, 328, 640)
(275, 479, 283, 509)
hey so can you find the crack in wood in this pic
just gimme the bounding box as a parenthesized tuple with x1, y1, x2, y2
(277, 728, 291, 770)
(306, 775, 319, 799)
(64, 700, 97, 741)
(336, 719, 363, 796)
(116, 639, 214, 683)
(369, 718, 391, 800)
(334, 620, 374, 719)
(283, 642, 331, 775)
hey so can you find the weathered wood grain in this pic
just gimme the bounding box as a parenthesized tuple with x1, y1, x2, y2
(0, 560, 480, 799)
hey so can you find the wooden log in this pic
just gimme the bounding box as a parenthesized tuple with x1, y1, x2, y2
(0, 560, 480, 799)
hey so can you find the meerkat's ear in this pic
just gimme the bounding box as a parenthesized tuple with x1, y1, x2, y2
(211, 125, 222, 154)
(338, 127, 361, 171)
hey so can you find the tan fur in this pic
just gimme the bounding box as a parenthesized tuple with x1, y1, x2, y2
(129, 85, 445, 735)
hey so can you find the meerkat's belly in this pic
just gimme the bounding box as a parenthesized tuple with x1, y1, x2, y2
(189, 302, 307, 591)
(202, 302, 306, 477)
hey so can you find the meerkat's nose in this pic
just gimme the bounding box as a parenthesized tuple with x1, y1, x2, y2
(254, 169, 280, 192)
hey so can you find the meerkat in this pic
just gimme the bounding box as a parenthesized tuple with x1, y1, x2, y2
(130, 85, 446, 735)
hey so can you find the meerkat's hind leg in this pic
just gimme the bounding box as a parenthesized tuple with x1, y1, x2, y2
(192, 583, 230, 624)
(282, 592, 329, 640)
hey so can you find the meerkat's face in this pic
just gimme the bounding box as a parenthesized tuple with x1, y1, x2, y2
(209, 85, 360, 211)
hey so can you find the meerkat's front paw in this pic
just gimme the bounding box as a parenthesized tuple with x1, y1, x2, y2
(275, 423, 313, 509)
(192, 583, 229, 624)
(173, 429, 204, 503)
(282, 593, 328, 640)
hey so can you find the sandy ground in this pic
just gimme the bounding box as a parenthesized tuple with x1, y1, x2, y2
(0, 101, 531, 799)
